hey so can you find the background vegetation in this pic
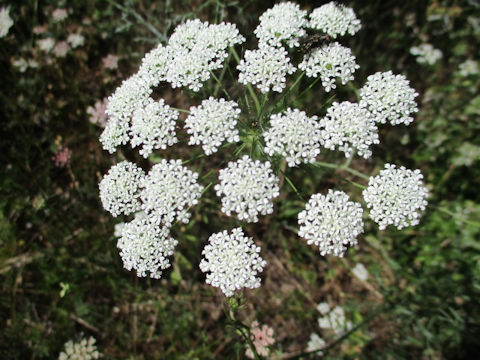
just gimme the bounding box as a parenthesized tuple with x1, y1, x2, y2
(1, 0, 479, 359)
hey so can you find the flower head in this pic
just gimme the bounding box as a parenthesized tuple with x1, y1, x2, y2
(52, 8, 68, 22)
(306, 333, 326, 354)
(140, 159, 203, 226)
(263, 108, 322, 167)
(199, 228, 266, 297)
(117, 217, 178, 279)
(103, 54, 119, 70)
(67, 33, 84, 48)
(237, 45, 296, 93)
(319, 101, 379, 159)
(363, 163, 428, 230)
(99, 161, 145, 217)
(101, 74, 152, 153)
(130, 99, 179, 158)
(53, 41, 69, 57)
(410, 43, 442, 65)
(185, 97, 241, 155)
(161, 20, 245, 91)
(298, 190, 364, 257)
(298, 42, 359, 91)
(309, 2, 361, 38)
(37, 38, 55, 52)
(318, 305, 353, 336)
(254, 2, 308, 48)
(0, 7, 14, 38)
(458, 59, 479, 77)
(215, 156, 280, 222)
(87, 99, 108, 127)
(58, 337, 100, 360)
(246, 321, 275, 359)
(359, 71, 418, 126)
(352, 263, 368, 281)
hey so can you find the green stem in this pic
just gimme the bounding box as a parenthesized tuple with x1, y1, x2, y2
(272, 72, 305, 113)
(210, 70, 232, 100)
(313, 160, 370, 180)
(434, 206, 480, 228)
(171, 107, 190, 114)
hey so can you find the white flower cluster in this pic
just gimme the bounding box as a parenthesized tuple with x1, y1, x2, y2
(360, 71, 418, 126)
(237, 45, 296, 93)
(130, 99, 179, 158)
(306, 333, 326, 354)
(215, 156, 280, 222)
(139, 20, 245, 91)
(99, 161, 145, 217)
(458, 59, 479, 77)
(410, 43, 443, 65)
(299, 42, 359, 92)
(141, 159, 204, 226)
(309, 2, 361, 38)
(363, 163, 429, 230)
(263, 108, 322, 167)
(58, 337, 100, 360)
(0, 7, 13, 38)
(117, 217, 178, 279)
(199, 228, 266, 297)
(351, 263, 369, 281)
(185, 97, 241, 155)
(100, 74, 152, 153)
(298, 190, 364, 257)
(319, 101, 379, 159)
(254, 2, 307, 48)
(317, 304, 353, 336)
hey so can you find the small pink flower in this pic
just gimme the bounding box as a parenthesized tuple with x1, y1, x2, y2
(102, 54, 119, 70)
(87, 99, 108, 127)
(245, 321, 275, 359)
(53, 41, 69, 57)
(52, 146, 72, 167)
(33, 25, 46, 34)
(52, 8, 68, 22)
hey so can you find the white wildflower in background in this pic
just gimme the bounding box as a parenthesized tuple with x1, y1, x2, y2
(319, 101, 379, 159)
(53, 41, 69, 57)
(37, 38, 55, 52)
(117, 217, 178, 279)
(254, 2, 307, 48)
(130, 99, 179, 158)
(298, 190, 364, 257)
(363, 163, 429, 230)
(164, 19, 245, 91)
(452, 142, 480, 166)
(52, 8, 68, 22)
(199, 228, 266, 297)
(101, 74, 152, 153)
(306, 333, 326, 354)
(99, 161, 145, 217)
(318, 305, 353, 336)
(360, 71, 418, 126)
(263, 108, 322, 167)
(351, 263, 369, 281)
(58, 337, 100, 360)
(185, 97, 240, 155)
(33, 25, 46, 34)
(316, 302, 330, 315)
(215, 156, 280, 222)
(12, 58, 38, 72)
(140, 159, 203, 226)
(410, 43, 442, 65)
(237, 45, 296, 93)
(458, 59, 479, 77)
(67, 33, 85, 48)
(299, 42, 359, 92)
(309, 2, 361, 38)
(0, 7, 13, 38)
